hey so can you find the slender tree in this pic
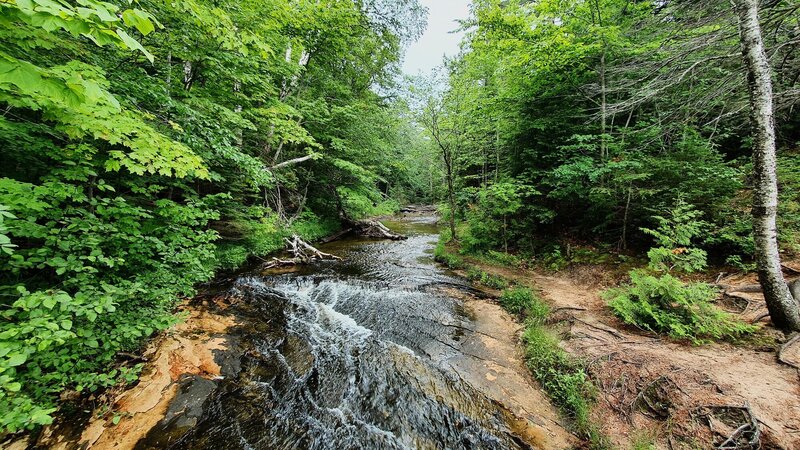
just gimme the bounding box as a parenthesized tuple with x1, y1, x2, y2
(732, 0, 800, 331)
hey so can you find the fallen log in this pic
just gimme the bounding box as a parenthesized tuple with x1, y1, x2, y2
(347, 219, 407, 240)
(262, 235, 341, 269)
(320, 228, 353, 243)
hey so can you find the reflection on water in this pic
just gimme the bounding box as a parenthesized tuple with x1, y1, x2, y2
(138, 216, 534, 450)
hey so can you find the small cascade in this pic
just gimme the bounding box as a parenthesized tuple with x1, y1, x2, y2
(138, 216, 535, 450)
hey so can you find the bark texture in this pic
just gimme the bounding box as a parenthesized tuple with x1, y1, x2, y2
(733, 0, 800, 331)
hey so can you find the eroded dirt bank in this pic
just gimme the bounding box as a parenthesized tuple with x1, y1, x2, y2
(465, 260, 800, 449)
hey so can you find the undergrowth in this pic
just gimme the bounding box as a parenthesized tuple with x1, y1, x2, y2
(505, 287, 608, 447)
(603, 271, 755, 343)
(603, 201, 755, 344)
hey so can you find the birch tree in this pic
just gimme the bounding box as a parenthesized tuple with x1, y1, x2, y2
(732, 0, 800, 331)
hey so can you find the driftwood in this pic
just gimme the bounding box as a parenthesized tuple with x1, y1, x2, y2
(399, 205, 438, 214)
(320, 219, 407, 243)
(354, 219, 406, 240)
(321, 227, 353, 243)
(263, 235, 341, 269)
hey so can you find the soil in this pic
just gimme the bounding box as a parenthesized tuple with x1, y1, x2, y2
(462, 258, 800, 449)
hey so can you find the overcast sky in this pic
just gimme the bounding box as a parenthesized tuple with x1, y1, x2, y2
(401, 0, 471, 76)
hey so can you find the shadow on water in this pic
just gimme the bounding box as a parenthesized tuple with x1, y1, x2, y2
(137, 215, 535, 450)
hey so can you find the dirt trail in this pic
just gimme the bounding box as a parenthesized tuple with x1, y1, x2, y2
(471, 261, 800, 449)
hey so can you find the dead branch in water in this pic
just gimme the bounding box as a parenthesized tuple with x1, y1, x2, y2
(321, 219, 407, 243)
(347, 219, 407, 240)
(263, 235, 341, 269)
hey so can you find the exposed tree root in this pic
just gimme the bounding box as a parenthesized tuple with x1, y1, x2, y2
(695, 403, 761, 450)
(777, 333, 800, 369)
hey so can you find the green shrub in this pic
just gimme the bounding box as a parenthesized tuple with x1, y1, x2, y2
(500, 287, 548, 322)
(522, 326, 599, 440)
(291, 211, 340, 242)
(539, 245, 569, 271)
(642, 199, 708, 273)
(215, 244, 250, 271)
(725, 254, 756, 272)
(778, 154, 800, 254)
(486, 250, 522, 267)
(481, 272, 509, 289)
(433, 241, 465, 269)
(465, 267, 509, 289)
(604, 270, 755, 343)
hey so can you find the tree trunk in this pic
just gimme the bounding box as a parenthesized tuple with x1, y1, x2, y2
(600, 48, 608, 160)
(733, 0, 800, 331)
(183, 60, 192, 91)
(443, 146, 457, 241)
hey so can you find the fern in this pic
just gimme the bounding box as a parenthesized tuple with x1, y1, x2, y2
(604, 270, 755, 343)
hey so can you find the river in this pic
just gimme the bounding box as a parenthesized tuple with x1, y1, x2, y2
(134, 214, 571, 450)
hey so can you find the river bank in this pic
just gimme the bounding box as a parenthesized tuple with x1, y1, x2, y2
(15, 213, 578, 449)
(437, 242, 800, 449)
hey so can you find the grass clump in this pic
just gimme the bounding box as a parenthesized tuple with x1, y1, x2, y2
(497, 286, 608, 447)
(499, 287, 548, 321)
(465, 267, 509, 289)
(485, 250, 523, 268)
(433, 241, 466, 269)
(522, 326, 607, 446)
(603, 270, 755, 343)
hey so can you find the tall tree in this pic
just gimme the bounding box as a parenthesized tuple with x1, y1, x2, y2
(732, 0, 800, 331)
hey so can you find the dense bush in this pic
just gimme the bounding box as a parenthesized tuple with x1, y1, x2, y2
(603, 203, 755, 343)
(499, 287, 548, 320)
(604, 271, 755, 343)
(0, 0, 427, 434)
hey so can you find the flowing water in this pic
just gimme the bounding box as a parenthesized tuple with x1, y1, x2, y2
(136, 215, 564, 450)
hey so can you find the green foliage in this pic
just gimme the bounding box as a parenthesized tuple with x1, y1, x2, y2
(0, 0, 428, 434)
(465, 267, 510, 289)
(778, 153, 800, 255)
(499, 287, 548, 321)
(460, 181, 545, 253)
(433, 240, 466, 269)
(484, 250, 522, 268)
(604, 270, 755, 343)
(0, 204, 16, 255)
(642, 200, 709, 273)
(414, 0, 800, 273)
(521, 326, 602, 442)
(630, 430, 658, 450)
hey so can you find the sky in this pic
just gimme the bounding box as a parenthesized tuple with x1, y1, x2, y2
(401, 0, 472, 76)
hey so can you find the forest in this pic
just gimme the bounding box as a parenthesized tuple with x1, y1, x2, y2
(1, 0, 800, 448)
